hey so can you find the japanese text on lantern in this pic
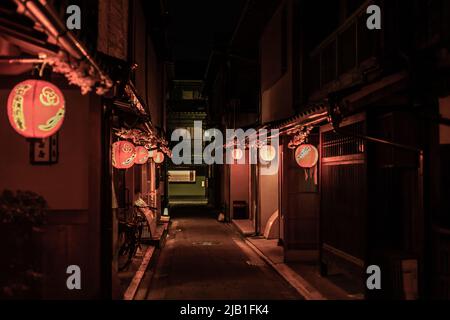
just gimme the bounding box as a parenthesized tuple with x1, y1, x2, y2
(7, 80, 65, 139)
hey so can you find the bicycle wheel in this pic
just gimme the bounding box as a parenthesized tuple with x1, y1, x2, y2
(118, 224, 136, 271)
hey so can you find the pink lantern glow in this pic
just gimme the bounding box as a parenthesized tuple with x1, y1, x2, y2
(153, 151, 165, 164)
(135, 146, 149, 165)
(232, 149, 244, 161)
(7, 80, 65, 138)
(295, 144, 319, 168)
(259, 145, 277, 162)
(112, 141, 136, 169)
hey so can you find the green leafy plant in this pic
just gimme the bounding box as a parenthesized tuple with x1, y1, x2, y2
(0, 190, 47, 226)
(0, 190, 47, 299)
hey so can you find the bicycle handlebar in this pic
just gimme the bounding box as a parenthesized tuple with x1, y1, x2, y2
(134, 205, 158, 211)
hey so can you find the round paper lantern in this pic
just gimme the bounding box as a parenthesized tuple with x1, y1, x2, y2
(135, 146, 149, 165)
(153, 151, 165, 164)
(232, 149, 244, 160)
(7, 80, 65, 138)
(295, 144, 319, 168)
(112, 141, 136, 169)
(260, 145, 277, 162)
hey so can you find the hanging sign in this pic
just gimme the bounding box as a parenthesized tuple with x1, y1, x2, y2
(30, 134, 59, 165)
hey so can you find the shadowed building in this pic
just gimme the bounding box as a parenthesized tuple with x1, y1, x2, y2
(167, 80, 210, 206)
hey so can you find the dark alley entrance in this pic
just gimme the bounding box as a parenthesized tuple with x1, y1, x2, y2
(145, 207, 303, 300)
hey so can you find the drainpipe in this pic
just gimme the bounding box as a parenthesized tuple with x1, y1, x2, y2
(255, 161, 261, 236)
(14, 0, 111, 85)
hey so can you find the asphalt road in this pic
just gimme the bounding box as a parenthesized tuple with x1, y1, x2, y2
(146, 208, 303, 300)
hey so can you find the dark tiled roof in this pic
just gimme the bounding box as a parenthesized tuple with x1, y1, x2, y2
(262, 104, 329, 130)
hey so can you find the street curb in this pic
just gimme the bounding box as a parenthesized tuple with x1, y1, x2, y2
(124, 222, 170, 300)
(244, 238, 327, 300)
(123, 246, 156, 300)
(231, 219, 255, 237)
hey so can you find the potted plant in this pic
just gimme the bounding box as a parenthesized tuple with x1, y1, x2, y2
(0, 190, 47, 299)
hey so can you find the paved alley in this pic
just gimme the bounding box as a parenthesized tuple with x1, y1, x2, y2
(146, 208, 303, 300)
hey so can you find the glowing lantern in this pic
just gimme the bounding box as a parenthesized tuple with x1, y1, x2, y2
(295, 144, 319, 168)
(135, 146, 149, 165)
(232, 149, 244, 161)
(153, 151, 165, 164)
(7, 80, 65, 138)
(148, 149, 156, 158)
(112, 141, 136, 169)
(259, 145, 277, 162)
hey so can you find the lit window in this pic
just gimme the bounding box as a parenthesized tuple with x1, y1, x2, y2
(182, 90, 194, 100)
(168, 170, 196, 183)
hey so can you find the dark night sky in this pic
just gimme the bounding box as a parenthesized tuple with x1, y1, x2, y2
(167, 0, 245, 78)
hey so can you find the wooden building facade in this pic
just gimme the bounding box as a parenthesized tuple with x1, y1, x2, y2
(204, 0, 450, 299)
(0, 0, 171, 299)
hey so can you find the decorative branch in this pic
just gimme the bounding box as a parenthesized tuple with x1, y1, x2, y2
(124, 84, 146, 114)
(287, 126, 313, 149)
(114, 128, 172, 158)
(43, 52, 113, 95)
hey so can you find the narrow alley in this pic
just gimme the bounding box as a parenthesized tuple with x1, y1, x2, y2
(146, 207, 302, 300)
(1, 0, 450, 308)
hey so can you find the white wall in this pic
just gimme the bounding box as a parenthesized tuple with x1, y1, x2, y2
(259, 167, 279, 237)
(260, 0, 294, 124)
(230, 163, 250, 218)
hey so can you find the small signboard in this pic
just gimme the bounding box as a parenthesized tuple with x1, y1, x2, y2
(30, 134, 59, 165)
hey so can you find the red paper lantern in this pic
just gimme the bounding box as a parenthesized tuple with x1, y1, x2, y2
(7, 80, 65, 138)
(135, 146, 149, 165)
(295, 144, 319, 168)
(112, 141, 136, 169)
(153, 151, 165, 164)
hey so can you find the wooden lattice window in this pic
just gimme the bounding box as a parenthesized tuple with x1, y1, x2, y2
(322, 121, 366, 158)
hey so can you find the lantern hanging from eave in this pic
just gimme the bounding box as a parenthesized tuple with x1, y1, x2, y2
(295, 144, 319, 168)
(259, 145, 277, 162)
(153, 151, 165, 164)
(7, 80, 65, 138)
(112, 141, 136, 169)
(232, 149, 244, 161)
(135, 146, 149, 165)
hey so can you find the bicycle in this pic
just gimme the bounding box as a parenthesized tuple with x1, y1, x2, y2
(117, 207, 146, 271)
(117, 205, 158, 271)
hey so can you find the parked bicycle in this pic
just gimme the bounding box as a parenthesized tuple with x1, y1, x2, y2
(117, 205, 157, 271)
(118, 207, 145, 271)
